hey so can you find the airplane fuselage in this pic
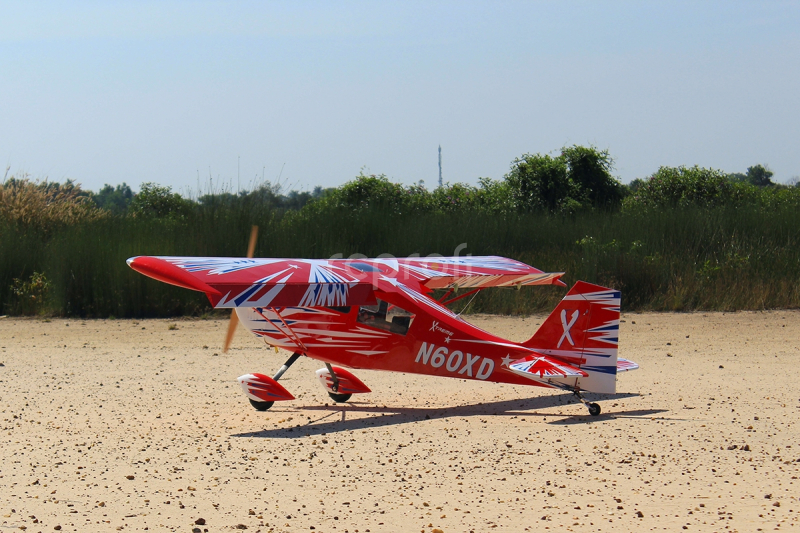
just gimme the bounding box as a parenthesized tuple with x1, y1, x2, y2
(236, 297, 544, 388)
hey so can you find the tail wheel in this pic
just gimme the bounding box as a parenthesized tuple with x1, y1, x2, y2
(249, 399, 274, 411)
(588, 403, 601, 416)
(328, 392, 352, 403)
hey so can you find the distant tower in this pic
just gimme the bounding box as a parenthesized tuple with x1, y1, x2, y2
(438, 145, 442, 188)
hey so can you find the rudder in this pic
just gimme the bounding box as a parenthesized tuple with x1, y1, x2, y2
(523, 281, 620, 393)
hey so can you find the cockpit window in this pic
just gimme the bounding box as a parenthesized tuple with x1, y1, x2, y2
(325, 306, 351, 314)
(357, 299, 414, 335)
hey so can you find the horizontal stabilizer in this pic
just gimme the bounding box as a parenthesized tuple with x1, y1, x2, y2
(616, 358, 639, 373)
(508, 354, 588, 379)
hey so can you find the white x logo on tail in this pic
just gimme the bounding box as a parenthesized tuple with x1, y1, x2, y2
(557, 309, 580, 348)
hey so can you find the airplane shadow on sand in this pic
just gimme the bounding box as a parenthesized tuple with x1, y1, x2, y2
(232, 392, 670, 439)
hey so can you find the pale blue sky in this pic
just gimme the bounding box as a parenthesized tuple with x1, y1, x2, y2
(2, 1, 799, 193)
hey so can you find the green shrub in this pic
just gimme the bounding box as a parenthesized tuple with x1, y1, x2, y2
(8, 271, 51, 315)
(91, 183, 134, 215)
(625, 165, 737, 208)
(505, 145, 625, 214)
(561, 145, 626, 210)
(129, 182, 193, 219)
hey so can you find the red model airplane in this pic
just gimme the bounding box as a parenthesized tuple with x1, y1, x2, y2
(127, 254, 638, 416)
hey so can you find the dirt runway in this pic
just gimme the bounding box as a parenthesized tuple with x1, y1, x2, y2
(1, 311, 799, 532)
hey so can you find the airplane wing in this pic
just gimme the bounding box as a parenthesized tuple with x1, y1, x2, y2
(394, 256, 566, 289)
(127, 256, 378, 308)
(126, 255, 565, 308)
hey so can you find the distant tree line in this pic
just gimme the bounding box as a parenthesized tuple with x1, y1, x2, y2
(3, 146, 798, 229)
(96, 152, 798, 219)
(90, 181, 332, 219)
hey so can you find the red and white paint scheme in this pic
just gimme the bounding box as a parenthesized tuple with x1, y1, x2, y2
(128, 255, 638, 415)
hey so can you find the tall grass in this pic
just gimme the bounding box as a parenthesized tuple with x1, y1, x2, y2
(2, 200, 797, 316)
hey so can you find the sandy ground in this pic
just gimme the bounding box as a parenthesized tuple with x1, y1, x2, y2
(1, 311, 799, 533)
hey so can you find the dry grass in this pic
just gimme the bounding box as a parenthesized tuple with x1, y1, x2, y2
(0, 172, 106, 233)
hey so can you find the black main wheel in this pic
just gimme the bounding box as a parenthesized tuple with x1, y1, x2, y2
(588, 403, 601, 416)
(249, 399, 274, 411)
(328, 392, 352, 403)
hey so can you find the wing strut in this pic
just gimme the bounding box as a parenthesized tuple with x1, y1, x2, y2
(267, 306, 309, 354)
(441, 288, 482, 306)
(437, 288, 455, 303)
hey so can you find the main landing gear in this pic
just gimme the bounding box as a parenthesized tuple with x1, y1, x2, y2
(574, 390, 601, 416)
(323, 362, 352, 403)
(242, 354, 371, 411)
(247, 352, 301, 411)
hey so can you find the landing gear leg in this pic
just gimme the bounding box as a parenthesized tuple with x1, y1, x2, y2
(325, 363, 352, 403)
(573, 390, 601, 416)
(324, 363, 340, 392)
(248, 352, 302, 411)
(273, 352, 302, 381)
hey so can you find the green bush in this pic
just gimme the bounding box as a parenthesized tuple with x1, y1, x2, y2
(625, 165, 737, 208)
(129, 182, 194, 219)
(91, 183, 134, 215)
(627, 165, 800, 211)
(505, 145, 625, 214)
(8, 271, 51, 315)
(561, 145, 626, 210)
(506, 153, 574, 213)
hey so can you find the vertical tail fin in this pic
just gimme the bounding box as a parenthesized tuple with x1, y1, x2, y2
(523, 281, 620, 393)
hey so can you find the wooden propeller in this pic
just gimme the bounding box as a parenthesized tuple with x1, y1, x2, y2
(222, 225, 258, 353)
